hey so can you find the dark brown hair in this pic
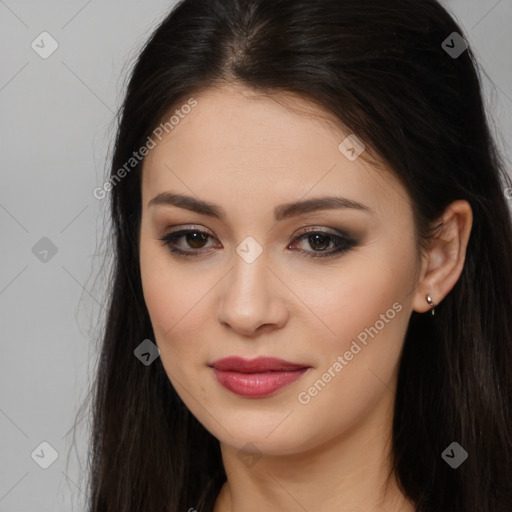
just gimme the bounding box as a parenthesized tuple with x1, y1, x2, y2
(80, 1, 512, 510)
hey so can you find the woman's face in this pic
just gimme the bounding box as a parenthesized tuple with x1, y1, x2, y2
(139, 84, 423, 456)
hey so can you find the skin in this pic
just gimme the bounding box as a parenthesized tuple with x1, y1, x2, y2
(139, 84, 472, 512)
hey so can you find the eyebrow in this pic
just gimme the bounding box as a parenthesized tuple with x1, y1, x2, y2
(148, 192, 373, 221)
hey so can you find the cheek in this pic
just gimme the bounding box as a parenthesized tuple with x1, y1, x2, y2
(139, 242, 214, 376)
(292, 247, 415, 428)
(291, 250, 414, 353)
(140, 235, 197, 330)
(140, 241, 185, 348)
(140, 252, 177, 334)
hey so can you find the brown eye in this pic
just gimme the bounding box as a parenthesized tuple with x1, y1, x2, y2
(289, 228, 358, 258)
(307, 233, 331, 251)
(184, 232, 209, 249)
(158, 228, 217, 257)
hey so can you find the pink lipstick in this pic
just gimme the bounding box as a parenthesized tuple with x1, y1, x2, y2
(209, 356, 311, 398)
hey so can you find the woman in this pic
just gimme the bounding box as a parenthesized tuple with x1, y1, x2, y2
(84, 0, 512, 510)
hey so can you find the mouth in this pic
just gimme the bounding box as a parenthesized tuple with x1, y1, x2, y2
(208, 356, 312, 397)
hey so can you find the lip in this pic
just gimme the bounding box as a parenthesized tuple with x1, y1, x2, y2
(209, 357, 311, 398)
(209, 356, 310, 372)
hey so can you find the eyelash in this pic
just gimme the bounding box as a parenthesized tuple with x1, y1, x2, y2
(157, 226, 358, 259)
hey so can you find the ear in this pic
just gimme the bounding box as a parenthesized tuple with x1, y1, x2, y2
(412, 200, 473, 313)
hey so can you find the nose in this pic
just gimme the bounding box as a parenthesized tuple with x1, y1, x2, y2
(216, 253, 289, 336)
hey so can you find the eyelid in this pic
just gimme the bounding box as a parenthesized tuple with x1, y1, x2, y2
(161, 223, 215, 235)
(293, 225, 347, 237)
(160, 224, 352, 239)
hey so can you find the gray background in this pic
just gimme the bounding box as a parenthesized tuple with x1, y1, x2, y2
(0, 1, 511, 510)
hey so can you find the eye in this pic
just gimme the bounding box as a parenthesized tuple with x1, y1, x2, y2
(158, 226, 358, 259)
(288, 227, 357, 258)
(158, 228, 218, 258)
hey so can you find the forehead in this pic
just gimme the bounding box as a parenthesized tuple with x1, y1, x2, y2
(141, 84, 411, 220)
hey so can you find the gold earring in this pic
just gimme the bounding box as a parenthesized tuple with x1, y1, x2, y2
(425, 294, 436, 316)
